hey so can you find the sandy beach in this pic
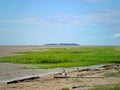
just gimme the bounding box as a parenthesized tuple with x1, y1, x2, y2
(0, 64, 120, 90)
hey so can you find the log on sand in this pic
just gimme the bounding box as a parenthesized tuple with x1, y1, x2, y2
(54, 76, 104, 79)
(7, 76, 40, 84)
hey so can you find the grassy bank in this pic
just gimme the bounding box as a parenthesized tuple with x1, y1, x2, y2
(89, 82, 120, 90)
(0, 46, 120, 68)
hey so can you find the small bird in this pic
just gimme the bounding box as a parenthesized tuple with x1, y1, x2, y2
(77, 68, 80, 72)
(62, 69, 67, 76)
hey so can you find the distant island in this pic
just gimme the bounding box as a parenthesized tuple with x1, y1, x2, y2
(44, 43, 79, 46)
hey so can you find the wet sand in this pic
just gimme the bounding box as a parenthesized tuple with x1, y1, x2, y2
(0, 62, 105, 83)
(0, 46, 51, 57)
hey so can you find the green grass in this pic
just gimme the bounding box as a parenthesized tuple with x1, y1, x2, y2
(88, 82, 120, 90)
(69, 78, 82, 83)
(0, 46, 120, 69)
(104, 71, 120, 77)
(60, 87, 69, 90)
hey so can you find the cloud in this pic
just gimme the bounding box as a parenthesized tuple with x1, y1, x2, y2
(0, 17, 53, 27)
(14, 17, 39, 24)
(112, 33, 120, 38)
(3, 17, 45, 25)
(0, 9, 120, 28)
(47, 8, 120, 27)
(90, 9, 120, 24)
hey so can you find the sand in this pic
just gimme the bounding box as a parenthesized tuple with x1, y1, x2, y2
(0, 64, 120, 90)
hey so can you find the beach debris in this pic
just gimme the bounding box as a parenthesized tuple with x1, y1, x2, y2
(54, 69, 67, 78)
(7, 76, 40, 84)
(72, 84, 86, 89)
(54, 75, 104, 79)
(102, 64, 120, 70)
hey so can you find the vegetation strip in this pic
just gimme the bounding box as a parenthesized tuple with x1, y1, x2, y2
(0, 46, 120, 68)
(88, 82, 120, 90)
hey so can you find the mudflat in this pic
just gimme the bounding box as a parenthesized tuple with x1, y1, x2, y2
(0, 46, 51, 57)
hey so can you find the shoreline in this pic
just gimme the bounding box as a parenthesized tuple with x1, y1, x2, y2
(0, 63, 106, 84)
(0, 64, 119, 90)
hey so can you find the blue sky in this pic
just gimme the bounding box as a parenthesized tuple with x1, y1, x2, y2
(0, 0, 120, 45)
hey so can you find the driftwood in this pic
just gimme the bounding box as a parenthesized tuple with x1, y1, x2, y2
(54, 76, 69, 78)
(7, 76, 40, 84)
(72, 85, 86, 89)
(54, 76, 104, 79)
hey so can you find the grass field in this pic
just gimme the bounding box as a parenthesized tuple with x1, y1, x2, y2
(0, 46, 120, 68)
(89, 82, 120, 90)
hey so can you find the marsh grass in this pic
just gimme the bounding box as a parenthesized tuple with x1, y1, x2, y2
(88, 82, 120, 90)
(0, 46, 120, 68)
(104, 71, 120, 77)
(69, 78, 82, 83)
(60, 87, 69, 90)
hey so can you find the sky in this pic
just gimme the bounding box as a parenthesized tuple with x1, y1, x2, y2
(0, 0, 120, 45)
